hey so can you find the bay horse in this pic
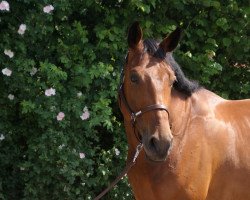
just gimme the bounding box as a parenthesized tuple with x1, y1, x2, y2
(118, 22, 250, 200)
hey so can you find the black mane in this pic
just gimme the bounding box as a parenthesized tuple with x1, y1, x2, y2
(143, 39, 200, 96)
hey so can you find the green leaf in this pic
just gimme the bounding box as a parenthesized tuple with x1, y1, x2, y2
(222, 38, 231, 47)
(21, 100, 36, 114)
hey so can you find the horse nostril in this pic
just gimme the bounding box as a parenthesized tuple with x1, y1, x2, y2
(145, 135, 173, 161)
(149, 137, 157, 151)
(138, 133, 142, 141)
(148, 135, 172, 154)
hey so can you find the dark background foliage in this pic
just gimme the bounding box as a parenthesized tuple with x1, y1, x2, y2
(0, 0, 249, 199)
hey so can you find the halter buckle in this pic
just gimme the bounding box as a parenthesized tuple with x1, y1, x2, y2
(131, 113, 136, 124)
(131, 111, 142, 125)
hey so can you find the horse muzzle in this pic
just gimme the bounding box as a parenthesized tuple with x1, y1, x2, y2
(142, 132, 173, 162)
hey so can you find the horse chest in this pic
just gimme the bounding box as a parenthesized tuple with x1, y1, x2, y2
(128, 155, 209, 200)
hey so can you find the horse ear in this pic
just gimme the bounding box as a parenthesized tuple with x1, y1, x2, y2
(160, 27, 182, 53)
(128, 21, 143, 49)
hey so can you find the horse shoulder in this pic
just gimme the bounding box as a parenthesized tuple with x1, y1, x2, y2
(189, 90, 250, 199)
(206, 98, 250, 199)
(190, 90, 250, 165)
(215, 98, 250, 165)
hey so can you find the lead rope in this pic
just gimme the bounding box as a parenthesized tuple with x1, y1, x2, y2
(94, 143, 143, 200)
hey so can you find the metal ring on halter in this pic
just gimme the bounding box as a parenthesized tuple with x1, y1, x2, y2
(131, 111, 142, 125)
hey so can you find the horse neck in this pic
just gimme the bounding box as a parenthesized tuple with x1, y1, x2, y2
(169, 89, 193, 136)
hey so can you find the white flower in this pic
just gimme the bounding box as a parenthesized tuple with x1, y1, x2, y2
(20, 167, 25, 171)
(43, 5, 54, 13)
(0, 1, 9, 11)
(18, 24, 27, 35)
(206, 50, 216, 59)
(30, 67, 37, 76)
(57, 112, 65, 121)
(8, 94, 14, 100)
(0, 134, 5, 141)
(77, 92, 82, 97)
(2, 68, 12, 76)
(45, 88, 56, 96)
(58, 144, 65, 150)
(4, 49, 14, 58)
(80, 112, 90, 120)
(115, 148, 120, 156)
(79, 152, 85, 159)
(80, 106, 90, 120)
(83, 106, 88, 112)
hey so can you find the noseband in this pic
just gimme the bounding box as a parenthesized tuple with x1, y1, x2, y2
(119, 86, 169, 124)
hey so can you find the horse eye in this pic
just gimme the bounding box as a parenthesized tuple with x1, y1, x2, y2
(130, 73, 139, 83)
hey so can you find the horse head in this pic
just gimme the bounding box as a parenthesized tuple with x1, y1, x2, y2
(119, 22, 182, 162)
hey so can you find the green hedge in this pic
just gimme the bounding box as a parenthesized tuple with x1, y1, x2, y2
(0, 0, 249, 199)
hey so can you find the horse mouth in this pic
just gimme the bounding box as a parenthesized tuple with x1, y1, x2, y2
(145, 153, 168, 162)
(143, 140, 172, 162)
